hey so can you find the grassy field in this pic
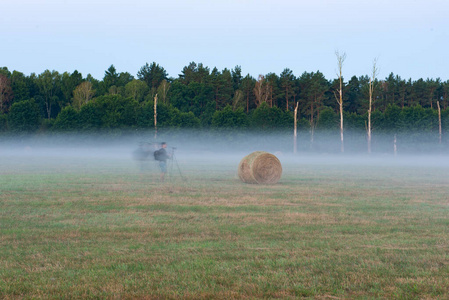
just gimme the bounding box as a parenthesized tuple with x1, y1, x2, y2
(1, 151, 448, 299)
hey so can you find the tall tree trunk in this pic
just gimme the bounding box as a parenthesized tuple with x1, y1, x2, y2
(294, 102, 299, 154)
(154, 94, 158, 139)
(339, 92, 344, 153)
(437, 100, 442, 144)
(367, 59, 378, 154)
(335, 51, 346, 153)
(367, 109, 371, 154)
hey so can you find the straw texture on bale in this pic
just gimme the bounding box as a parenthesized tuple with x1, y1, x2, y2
(238, 151, 282, 184)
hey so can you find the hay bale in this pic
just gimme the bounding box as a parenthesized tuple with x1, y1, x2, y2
(238, 151, 282, 184)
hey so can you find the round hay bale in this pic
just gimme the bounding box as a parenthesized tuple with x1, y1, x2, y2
(238, 151, 282, 184)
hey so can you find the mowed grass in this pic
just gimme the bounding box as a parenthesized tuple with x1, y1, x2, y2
(1, 153, 448, 299)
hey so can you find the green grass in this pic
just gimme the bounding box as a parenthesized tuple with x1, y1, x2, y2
(1, 155, 448, 299)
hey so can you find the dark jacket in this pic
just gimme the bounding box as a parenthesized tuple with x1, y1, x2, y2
(156, 148, 169, 162)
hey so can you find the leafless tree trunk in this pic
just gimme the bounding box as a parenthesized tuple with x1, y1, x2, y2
(437, 100, 442, 144)
(294, 102, 299, 154)
(367, 59, 378, 154)
(334, 51, 346, 153)
(154, 94, 158, 139)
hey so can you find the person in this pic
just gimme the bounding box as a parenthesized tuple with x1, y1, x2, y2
(132, 142, 153, 172)
(157, 142, 170, 182)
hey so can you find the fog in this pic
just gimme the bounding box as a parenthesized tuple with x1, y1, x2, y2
(1, 130, 449, 175)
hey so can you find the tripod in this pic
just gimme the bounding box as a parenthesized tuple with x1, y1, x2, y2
(168, 148, 186, 181)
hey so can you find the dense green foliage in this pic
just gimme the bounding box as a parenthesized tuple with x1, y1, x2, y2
(53, 106, 79, 131)
(1, 63, 448, 148)
(212, 106, 248, 128)
(7, 99, 41, 133)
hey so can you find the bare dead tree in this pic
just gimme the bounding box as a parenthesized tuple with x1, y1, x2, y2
(293, 102, 299, 154)
(367, 58, 378, 154)
(154, 94, 158, 139)
(334, 51, 346, 153)
(437, 100, 442, 144)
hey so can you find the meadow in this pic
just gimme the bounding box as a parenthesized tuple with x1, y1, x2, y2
(1, 147, 448, 299)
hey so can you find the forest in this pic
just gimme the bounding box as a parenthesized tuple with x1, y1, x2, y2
(0, 62, 448, 152)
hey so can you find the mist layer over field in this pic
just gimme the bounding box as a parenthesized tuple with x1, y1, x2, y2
(1, 130, 448, 171)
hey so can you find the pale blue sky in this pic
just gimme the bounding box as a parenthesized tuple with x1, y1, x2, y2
(2, 0, 448, 81)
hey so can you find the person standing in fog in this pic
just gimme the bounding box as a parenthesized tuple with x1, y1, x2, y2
(156, 142, 170, 182)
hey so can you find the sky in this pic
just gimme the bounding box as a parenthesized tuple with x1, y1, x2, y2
(2, 0, 448, 81)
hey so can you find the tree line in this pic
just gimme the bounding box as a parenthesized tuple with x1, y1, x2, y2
(0, 62, 448, 146)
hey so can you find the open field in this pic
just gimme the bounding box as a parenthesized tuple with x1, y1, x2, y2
(1, 148, 449, 299)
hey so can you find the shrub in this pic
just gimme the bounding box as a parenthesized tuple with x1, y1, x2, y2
(8, 99, 41, 133)
(211, 105, 248, 128)
(53, 106, 80, 131)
